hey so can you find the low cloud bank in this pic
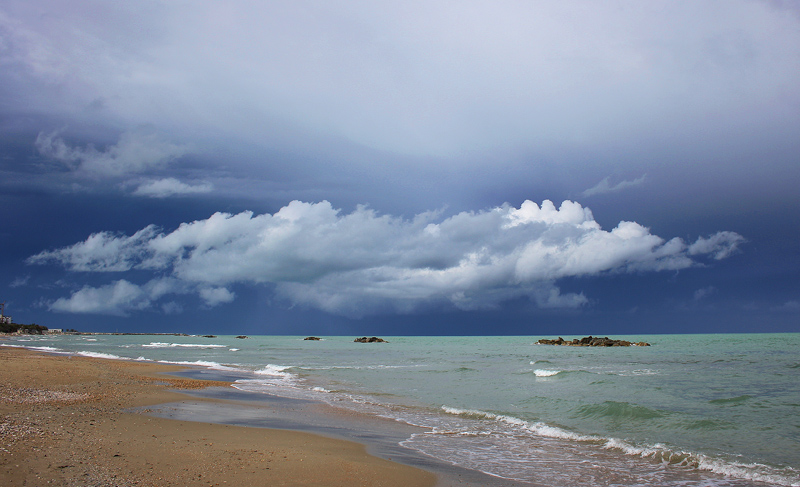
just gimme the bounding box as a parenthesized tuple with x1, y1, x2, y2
(29, 199, 744, 317)
(133, 178, 213, 198)
(582, 175, 647, 197)
(35, 130, 190, 177)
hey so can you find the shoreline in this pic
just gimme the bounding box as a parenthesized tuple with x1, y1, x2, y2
(0, 347, 442, 486)
(3, 335, 791, 485)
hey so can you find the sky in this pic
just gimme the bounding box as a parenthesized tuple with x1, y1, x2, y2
(1, 1, 799, 335)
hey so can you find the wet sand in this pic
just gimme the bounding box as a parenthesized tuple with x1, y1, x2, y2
(0, 346, 438, 486)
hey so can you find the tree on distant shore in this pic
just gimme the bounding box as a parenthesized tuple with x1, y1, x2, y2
(0, 323, 49, 334)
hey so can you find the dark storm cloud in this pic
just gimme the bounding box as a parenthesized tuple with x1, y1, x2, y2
(3, 1, 798, 159)
(1, 1, 798, 332)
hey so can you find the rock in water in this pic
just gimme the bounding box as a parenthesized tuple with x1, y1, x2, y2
(354, 336, 388, 343)
(536, 336, 650, 347)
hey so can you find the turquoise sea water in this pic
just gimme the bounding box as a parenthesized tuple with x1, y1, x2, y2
(6, 333, 799, 486)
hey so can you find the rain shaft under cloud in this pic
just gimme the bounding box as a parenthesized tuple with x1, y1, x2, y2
(29, 200, 743, 318)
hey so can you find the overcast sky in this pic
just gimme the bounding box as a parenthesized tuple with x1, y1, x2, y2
(2, 1, 798, 335)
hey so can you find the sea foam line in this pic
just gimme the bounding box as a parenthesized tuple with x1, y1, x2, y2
(299, 364, 426, 371)
(142, 342, 227, 349)
(440, 405, 800, 486)
(254, 364, 294, 376)
(441, 406, 591, 441)
(76, 351, 126, 360)
(230, 364, 300, 391)
(156, 359, 241, 371)
(0, 344, 61, 352)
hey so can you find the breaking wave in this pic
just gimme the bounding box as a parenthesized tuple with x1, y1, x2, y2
(156, 359, 240, 371)
(437, 405, 799, 486)
(76, 351, 125, 360)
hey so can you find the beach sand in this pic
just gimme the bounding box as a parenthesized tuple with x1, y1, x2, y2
(0, 347, 437, 486)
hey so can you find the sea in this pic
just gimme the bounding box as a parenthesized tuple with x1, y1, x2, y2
(4, 333, 799, 486)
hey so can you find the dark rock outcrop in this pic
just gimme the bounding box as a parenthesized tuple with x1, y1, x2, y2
(354, 336, 387, 343)
(536, 336, 650, 347)
(304, 336, 322, 341)
(235, 335, 249, 339)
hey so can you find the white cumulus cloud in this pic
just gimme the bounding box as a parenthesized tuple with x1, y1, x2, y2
(46, 277, 189, 316)
(49, 280, 149, 316)
(30, 199, 745, 317)
(199, 287, 235, 307)
(28, 225, 160, 271)
(688, 232, 746, 260)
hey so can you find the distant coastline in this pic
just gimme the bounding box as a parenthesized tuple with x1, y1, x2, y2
(0, 327, 192, 337)
(62, 332, 192, 336)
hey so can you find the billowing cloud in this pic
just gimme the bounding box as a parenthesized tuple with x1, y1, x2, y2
(29, 199, 744, 317)
(582, 175, 647, 197)
(35, 130, 190, 177)
(46, 277, 188, 316)
(688, 232, 746, 260)
(28, 225, 160, 271)
(132, 178, 213, 198)
(49, 280, 149, 316)
(199, 287, 236, 307)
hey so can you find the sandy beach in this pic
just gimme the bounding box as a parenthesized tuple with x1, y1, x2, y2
(0, 347, 437, 486)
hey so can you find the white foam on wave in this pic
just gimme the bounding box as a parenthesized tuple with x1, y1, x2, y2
(440, 405, 800, 485)
(77, 351, 125, 360)
(696, 457, 800, 487)
(1, 344, 61, 352)
(441, 405, 612, 442)
(142, 342, 227, 349)
(229, 364, 299, 390)
(157, 360, 240, 371)
(441, 406, 532, 429)
(300, 364, 425, 371)
(533, 369, 561, 377)
(254, 364, 293, 376)
(603, 438, 800, 486)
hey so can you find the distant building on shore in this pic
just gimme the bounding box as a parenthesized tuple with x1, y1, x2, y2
(0, 302, 11, 325)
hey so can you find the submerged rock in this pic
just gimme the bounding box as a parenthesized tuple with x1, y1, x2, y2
(354, 336, 388, 343)
(536, 336, 650, 347)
